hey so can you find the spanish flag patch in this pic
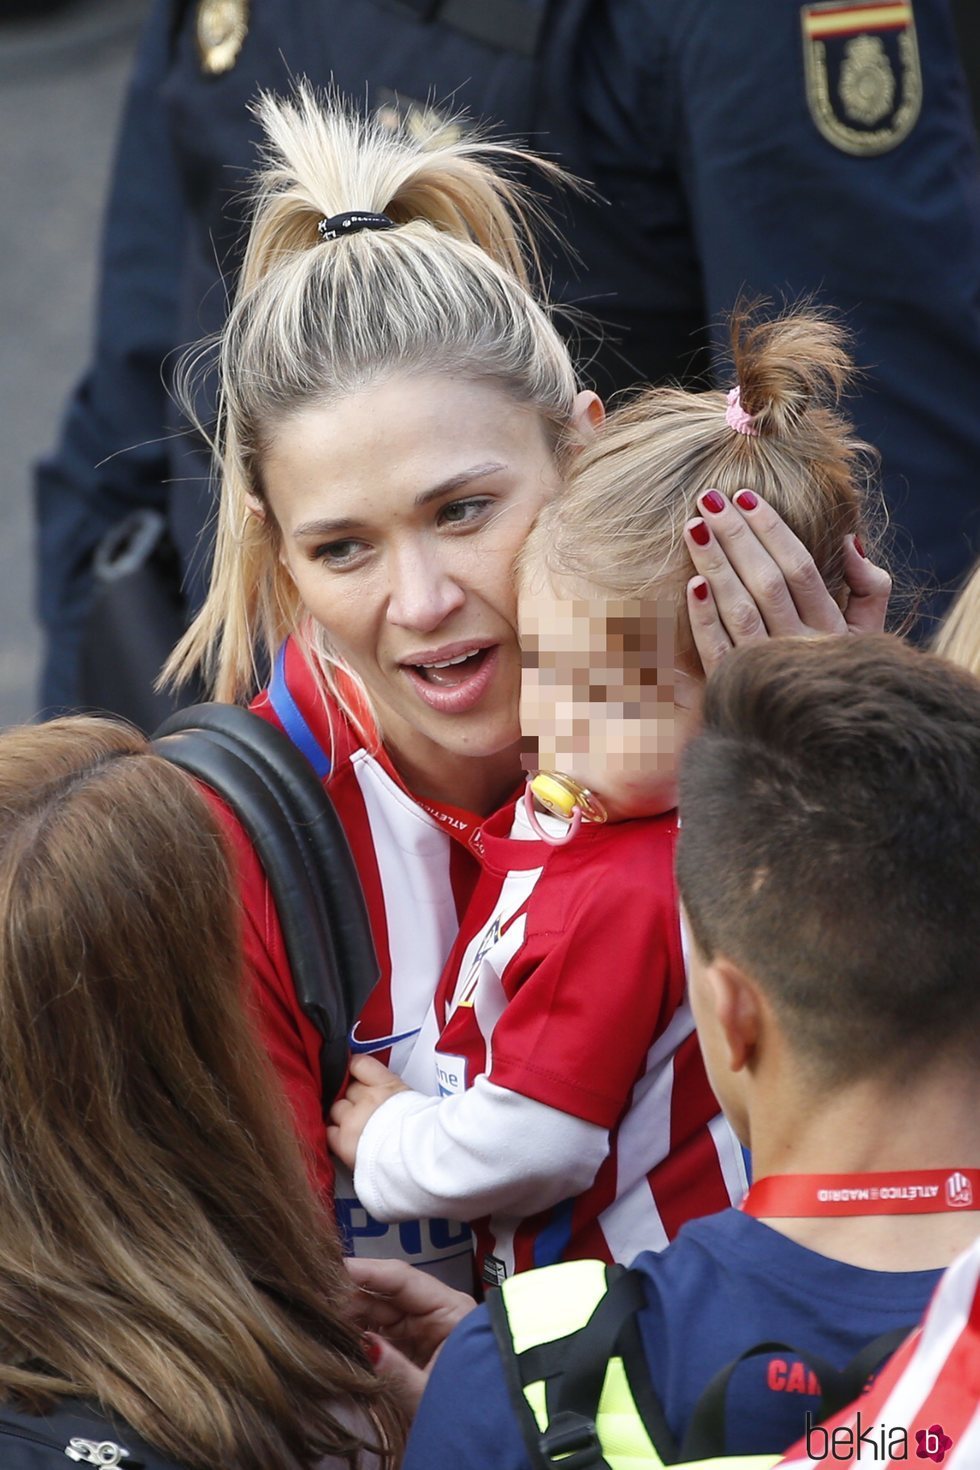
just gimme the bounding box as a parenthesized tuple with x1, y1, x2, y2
(801, 1, 922, 155)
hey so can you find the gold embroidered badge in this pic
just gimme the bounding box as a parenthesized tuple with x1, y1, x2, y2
(196, 0, 249, 76)
(801, 2, 922, 155)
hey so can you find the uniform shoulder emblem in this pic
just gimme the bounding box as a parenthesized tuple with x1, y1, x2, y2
(801, 1, 922, 155)
(196, 0, 249, 76)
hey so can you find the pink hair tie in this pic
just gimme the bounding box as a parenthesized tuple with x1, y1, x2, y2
(726, 386, 759, 438)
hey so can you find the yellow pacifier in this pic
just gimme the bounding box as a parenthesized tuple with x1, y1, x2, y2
(524, 772, 608, 845)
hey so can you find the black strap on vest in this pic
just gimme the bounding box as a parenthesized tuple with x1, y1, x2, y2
(680, 1326, 913, 1463)
(488, 1265, 673, 1470)
(152, 703, 380, 1112)
(382, 0, 548, 59)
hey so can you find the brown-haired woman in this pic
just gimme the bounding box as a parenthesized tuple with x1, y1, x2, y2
(0, 717, 404, 1470)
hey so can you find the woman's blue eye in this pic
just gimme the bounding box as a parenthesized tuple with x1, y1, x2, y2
(313, 540, 364, 565)
(439, 497, 493, 526)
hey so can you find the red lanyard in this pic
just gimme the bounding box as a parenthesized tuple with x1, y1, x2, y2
(414, 795, 485, 849)
(742, 1170, 980, 1217)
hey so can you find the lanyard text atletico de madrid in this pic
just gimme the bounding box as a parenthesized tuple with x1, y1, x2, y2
(742, 1170, 980, 1217)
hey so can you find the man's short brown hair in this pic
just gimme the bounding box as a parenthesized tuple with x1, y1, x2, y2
(677, 635, 980, 1085)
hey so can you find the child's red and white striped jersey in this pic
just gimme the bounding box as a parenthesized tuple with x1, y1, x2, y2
(354, 796, 746, 1286)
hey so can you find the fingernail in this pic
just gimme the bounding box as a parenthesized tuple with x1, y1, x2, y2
(364, 1334, 382, 1366)
(854, 536, 866, 558)
(701, 490, 726, 515)
(692, 579, 709, 603)
(734, 490, 758, 512)
(689, 520, 711, 547)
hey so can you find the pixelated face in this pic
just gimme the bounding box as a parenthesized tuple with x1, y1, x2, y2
(519, 570, 696, 820)
(261, 374, 561, 792)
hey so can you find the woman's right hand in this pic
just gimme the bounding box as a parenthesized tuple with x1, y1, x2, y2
(346, 1257, 477, 1371)
(684, 489, 892, 677)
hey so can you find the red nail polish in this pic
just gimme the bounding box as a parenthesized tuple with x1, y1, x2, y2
(854, 536, 866, 558)
(701, 490, 726, 515)
(734, 490, 758, 512)
(364, 1335, 382, 1366)
(689, 520, 711, 547)
(692, 580, 709, 602)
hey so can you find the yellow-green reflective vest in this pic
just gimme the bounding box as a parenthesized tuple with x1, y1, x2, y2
(486, 1257, 782, 1470)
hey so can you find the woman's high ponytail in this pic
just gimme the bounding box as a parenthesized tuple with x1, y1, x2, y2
(240, 85, 550, 294)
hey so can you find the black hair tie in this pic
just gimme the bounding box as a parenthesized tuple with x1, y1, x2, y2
(317, 210, 395, 243)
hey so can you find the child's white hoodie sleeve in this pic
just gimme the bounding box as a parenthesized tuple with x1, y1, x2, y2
(352, 1074, 609, 1223)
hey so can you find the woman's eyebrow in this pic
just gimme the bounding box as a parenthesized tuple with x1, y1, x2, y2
(293, 514, 363, 538)
(293, 463, 508, 537)
(414, 461, 507, 507)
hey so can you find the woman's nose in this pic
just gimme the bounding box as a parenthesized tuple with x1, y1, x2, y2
(386, 543, 466, 632)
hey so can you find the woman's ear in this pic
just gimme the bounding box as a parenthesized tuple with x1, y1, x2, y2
(569, 390, 605, 441)
(245, 493, 294, 580)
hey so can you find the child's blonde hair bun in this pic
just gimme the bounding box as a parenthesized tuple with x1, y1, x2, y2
(732, 303, 856, 441)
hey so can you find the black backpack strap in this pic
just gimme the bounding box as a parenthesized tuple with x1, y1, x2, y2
(488, 1265, 676, 1470)
(680, 1326, 916, 1462)
(820, 1327, 913, 1416)
(153, 704, 380, 1111)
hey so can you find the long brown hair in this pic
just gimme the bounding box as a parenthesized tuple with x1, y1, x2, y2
(0, 717, 403, 1469)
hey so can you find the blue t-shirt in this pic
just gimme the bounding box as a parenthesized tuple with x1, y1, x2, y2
(403, 1209, 940, 1468)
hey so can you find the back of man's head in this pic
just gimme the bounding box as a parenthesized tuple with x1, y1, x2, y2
(677, 635, 980, 1088)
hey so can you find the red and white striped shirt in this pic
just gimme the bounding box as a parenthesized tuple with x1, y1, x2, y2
(353, 796, 745, 1286)
(226, 637, 490, 1286)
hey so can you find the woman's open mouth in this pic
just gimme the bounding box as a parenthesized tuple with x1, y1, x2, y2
(401, 644, 499, 714)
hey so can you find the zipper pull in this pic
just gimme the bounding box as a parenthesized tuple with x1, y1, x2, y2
(65, 1439, 138, 1466)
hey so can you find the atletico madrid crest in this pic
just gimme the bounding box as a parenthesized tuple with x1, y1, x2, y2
(801, 2, 922, 155)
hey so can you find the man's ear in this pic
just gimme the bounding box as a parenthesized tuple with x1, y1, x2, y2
(569, 390, 605, 441)
(705, 956, 762, 1074)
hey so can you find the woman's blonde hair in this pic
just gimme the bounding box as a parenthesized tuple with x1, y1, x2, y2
(525, 306, 876, 666)
(166, 84, 578, 708)
(0, 717, 402, 1470)
(935, 559, 980, 677)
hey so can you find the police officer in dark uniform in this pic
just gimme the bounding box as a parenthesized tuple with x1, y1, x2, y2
(36, 0, 980, 720)
(954, 0, 980, 126)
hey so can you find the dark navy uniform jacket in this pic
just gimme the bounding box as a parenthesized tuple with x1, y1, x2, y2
(36, 0, 980, 711)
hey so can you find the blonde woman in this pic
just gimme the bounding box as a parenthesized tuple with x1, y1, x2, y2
(935, 559, 980, 676)
(167, 88, 891, 1271)
(0, 718, 403, 1470)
